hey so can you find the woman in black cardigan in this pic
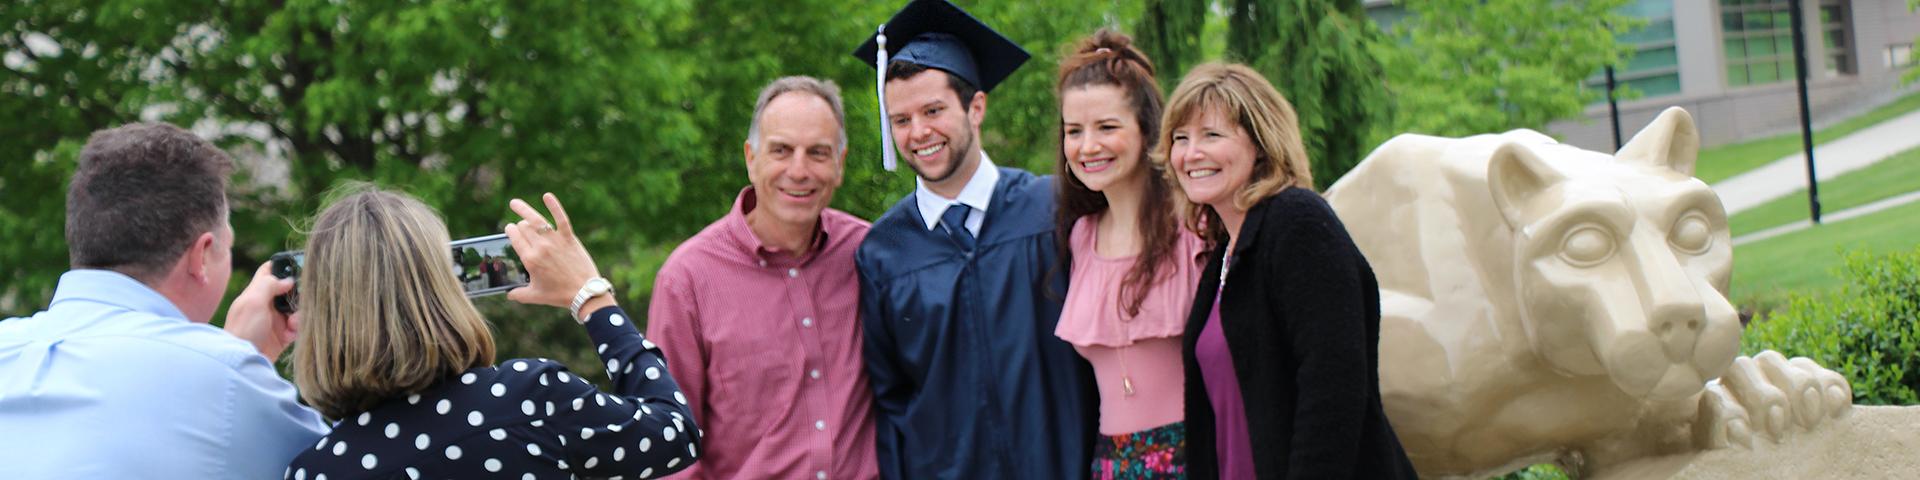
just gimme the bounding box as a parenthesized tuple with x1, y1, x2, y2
(1154, 62, 1415, 479)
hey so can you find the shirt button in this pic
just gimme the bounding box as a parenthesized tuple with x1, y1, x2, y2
(814, 420, 826, 431)
(809, 369, 821, 380)
(817, 472, 827, 480)
(801, 317, 813, 328)
(758, 259, 767, 267)
(787, 268, 799, 278)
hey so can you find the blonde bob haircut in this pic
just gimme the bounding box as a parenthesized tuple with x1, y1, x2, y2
(1153, 62, 1314, 245)
(292, 183, 496, 420)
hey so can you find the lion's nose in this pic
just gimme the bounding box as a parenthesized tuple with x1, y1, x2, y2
(1649, 303, 1703, 360)
(1631, 235, 1705, 360)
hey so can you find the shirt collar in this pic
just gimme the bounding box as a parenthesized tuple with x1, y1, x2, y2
(48, 269, 190, 321)
(915, 152, 999, 231)
(725, 186, 831, 264)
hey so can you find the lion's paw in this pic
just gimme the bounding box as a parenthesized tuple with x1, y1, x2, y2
(1694, 350, 1850, 450)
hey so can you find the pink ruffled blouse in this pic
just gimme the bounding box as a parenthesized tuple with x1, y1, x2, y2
(1055, 214, 1207, 435)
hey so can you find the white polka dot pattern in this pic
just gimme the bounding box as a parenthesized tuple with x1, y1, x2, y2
(281, 307, 695, 478)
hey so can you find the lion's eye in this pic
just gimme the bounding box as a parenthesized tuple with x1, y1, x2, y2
(1560, 226, 1616, 267)
(1670, 213, 1712, 254)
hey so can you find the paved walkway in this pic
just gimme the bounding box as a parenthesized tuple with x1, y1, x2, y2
(1732, 189, 1920, 246)
(1711, 109, 1920, 214)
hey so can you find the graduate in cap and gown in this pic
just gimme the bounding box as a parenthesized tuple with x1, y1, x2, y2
(850, 1, 1098, 479)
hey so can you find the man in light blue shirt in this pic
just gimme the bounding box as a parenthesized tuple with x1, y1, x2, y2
(0, 123, 327, 479)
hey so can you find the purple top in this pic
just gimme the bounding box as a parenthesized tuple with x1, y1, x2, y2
(1196, 290, 1257, 478)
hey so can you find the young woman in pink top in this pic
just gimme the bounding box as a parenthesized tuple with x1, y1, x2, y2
(1053, 29, 1205, 479)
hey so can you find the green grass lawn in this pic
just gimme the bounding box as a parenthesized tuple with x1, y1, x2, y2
(1728, 146, 1920, 236)
(1696, 90, 1920, 184)
(1731, 199, 1920, 313)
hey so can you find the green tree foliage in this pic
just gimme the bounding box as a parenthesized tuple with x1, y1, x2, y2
(1223, 0, 1388, 189)
(1374, 0, 1638, 139)
(1743, 247, 1920, 406)
(1134, 0, 1208, 89)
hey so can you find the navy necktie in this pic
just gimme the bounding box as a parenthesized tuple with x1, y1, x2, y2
(940, 204, 976, 252)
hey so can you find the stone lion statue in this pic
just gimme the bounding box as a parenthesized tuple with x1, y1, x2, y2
(1324, 108, 1852, 478)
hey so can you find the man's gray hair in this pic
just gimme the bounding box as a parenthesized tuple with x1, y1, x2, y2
(746, 76, 848, 152)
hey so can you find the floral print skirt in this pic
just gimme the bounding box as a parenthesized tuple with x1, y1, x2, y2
(1091, 421, 1186, 479)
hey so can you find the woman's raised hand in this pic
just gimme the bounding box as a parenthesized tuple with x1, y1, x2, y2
(503, 193, 604, 311)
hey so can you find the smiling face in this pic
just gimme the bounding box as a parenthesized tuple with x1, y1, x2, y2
(1167, 108, 1258, 213)
(1061, 85, 1148, 194)
(746, 92, 846, 229)
(886, 69, 984, 192)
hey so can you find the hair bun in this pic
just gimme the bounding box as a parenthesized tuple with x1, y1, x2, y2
(1056, 28, 1159, 91)
(1080, 29, 1134, 56)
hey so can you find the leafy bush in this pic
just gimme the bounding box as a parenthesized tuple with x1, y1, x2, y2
(1491, 464, 1571, 480)
(1742, 247, 1920, 406)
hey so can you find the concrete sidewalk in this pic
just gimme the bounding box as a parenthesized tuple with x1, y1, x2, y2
(1711, 109, 1920, 215)
(1732, 190, 1920, 246)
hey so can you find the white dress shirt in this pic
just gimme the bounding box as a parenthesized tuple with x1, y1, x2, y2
(914, 152, 1000, 236)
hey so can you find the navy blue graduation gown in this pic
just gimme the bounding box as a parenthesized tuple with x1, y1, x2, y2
(855, 168, 1098, 480)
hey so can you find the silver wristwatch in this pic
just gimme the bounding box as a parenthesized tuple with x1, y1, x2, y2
(570, 277, 615, 321)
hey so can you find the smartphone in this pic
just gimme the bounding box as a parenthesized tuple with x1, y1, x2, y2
(269, 233, 528, 314)
(447, 233, 529, 298)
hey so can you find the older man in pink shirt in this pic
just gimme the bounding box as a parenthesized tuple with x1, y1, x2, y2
(646, 76, 877, 480)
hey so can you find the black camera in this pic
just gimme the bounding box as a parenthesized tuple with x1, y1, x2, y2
(268, 251, 303, 315)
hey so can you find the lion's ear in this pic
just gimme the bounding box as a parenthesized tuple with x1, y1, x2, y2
(1617, 107, 1701, 178)
(1488, 143, 1565, 228)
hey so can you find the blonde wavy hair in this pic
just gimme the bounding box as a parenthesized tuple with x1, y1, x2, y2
(1153, 62, 1314, 244)
(291, 183, 496, 420)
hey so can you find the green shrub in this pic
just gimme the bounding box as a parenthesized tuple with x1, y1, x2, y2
(1490, 464, 1571, 480)
(1741, 247, 1920, 406)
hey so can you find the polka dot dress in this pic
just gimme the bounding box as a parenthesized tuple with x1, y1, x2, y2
(286, 307, 701, 479)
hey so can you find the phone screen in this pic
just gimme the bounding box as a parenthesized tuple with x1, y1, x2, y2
(448, 233, 528, 298)
(272, 233, 526, 306)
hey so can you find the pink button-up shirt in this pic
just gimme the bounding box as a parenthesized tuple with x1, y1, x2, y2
(647, 187, 877, 480)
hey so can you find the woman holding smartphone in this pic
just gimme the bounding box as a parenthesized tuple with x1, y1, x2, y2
(1158, 64, 1414, 479)
(284, 184, 699, 479)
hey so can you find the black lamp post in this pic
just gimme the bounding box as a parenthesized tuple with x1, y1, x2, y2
(1789, 0, 1822, 224)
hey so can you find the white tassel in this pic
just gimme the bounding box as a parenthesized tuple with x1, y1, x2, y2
(875, 25, 897, 172)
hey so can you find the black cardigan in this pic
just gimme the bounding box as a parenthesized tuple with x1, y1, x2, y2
(1182, 188, 1416, 479)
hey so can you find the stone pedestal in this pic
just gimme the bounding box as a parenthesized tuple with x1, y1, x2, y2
(1595, 406, 1920, 480)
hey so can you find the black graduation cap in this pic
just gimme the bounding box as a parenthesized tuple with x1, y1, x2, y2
(851, 0, 1029, 171)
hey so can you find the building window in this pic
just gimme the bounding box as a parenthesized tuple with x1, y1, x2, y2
(1820, 0, 1854, 76)
(1589, 0, 1682, 99)
(1889, 43, 1916, 69)
(1720, 0, 1855, 87)
(1721, 0, 1796, 87)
